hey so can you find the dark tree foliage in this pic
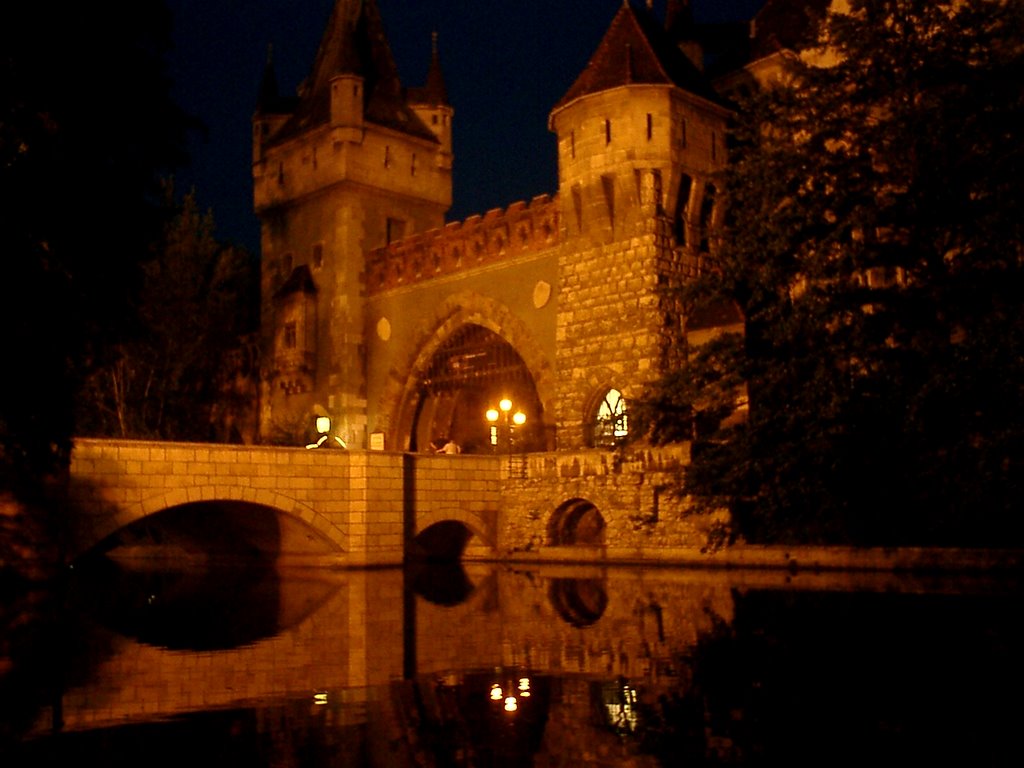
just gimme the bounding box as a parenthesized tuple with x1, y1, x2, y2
(647, 0, 1024, 545)
(76, 184, 258, 441)
(0, 4, 190, 492)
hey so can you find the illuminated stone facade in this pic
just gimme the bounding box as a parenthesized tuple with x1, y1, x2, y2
(251, 0, 806, 551)
(253, 0, 749, 448)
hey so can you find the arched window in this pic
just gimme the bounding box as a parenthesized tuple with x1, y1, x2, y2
(593, 389, 628, 448)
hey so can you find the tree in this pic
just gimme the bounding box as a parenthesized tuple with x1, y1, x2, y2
(76, 184, 258, 442)
(647, 0, 1024, 545)
(0, 3, 189, 492)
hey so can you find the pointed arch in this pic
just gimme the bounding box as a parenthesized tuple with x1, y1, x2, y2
(376, 291, 556, 452)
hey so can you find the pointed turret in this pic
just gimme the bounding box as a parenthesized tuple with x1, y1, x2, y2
(548, 0, 730, 248)
(256, 44, 280, 113)
(418, 31, 449, 106)
(552, 0, 720, 114)
(253, 44, 294, 163)
(265, 0, 435, 147)
(408, 31, 453, 162)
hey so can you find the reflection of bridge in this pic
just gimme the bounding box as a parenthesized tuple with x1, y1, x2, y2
(68, 438, 505, 565)
(30, 565, 736, 740)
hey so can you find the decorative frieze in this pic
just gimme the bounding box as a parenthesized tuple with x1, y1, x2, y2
(366, 195, 560, 294)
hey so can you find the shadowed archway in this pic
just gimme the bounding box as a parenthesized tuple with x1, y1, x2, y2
(411, 323, 545, 454)
(549, 498, 606, 546)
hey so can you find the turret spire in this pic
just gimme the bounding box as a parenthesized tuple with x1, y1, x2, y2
(256, 43, 280, 112)
(417, 30, 449, 106)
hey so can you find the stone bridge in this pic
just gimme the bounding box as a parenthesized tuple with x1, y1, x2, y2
(67, 438, 505, 566)
(67, 437, 733, 567)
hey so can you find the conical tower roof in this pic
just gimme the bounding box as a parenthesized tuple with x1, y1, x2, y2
(553, 0, 723, 112)
(270, 0, 435, 143)
(408, 32, 449, 107)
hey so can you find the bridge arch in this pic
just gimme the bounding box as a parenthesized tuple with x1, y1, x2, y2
(415, 507, 496, 553)
(548, 497, 606, 547)
(75, 485, 347, 560)
(380, 291, 555, 452)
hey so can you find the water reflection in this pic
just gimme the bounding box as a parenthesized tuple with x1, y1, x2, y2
(1, 561, 1021, 766)
(407, 559, 476, 606)
(70, 559, 289, 650)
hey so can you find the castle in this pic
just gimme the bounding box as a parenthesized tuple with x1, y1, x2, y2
(251, 0, 824, 549)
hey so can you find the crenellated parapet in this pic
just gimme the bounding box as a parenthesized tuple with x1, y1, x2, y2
(366, 194, 560, 294)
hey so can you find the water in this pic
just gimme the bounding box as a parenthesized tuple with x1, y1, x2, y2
(1, 559, 1021, 766)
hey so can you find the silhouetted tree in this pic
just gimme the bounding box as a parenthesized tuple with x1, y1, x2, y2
(77, 184, 258, 440)
(647, 0, 1024, 545)
(0, 3, 190, 493)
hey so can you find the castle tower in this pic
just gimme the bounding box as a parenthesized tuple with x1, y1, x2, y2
(548, 0, 731, 449)
(253, 0, 452, 447)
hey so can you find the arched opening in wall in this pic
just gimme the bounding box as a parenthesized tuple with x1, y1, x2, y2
(549, 498, 606, 547)
(549, 577, 608, 627)
(411, 520, 474, 562)
(412, 323, 545, 454)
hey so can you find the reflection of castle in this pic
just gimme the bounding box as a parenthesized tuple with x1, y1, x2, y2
(252, 0, 819, 545)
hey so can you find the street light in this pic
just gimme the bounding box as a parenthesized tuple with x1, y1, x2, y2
(486, 398, 526, 472)
(305, 415, 347, 449)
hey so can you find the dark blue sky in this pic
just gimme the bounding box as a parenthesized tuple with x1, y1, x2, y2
(165, 0, 766, 253)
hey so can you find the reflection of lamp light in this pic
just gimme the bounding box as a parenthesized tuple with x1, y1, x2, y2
(603, 681, 639, 733)
(490, 672, 531, 715)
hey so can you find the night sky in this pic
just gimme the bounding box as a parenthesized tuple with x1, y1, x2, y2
(164, 0, 767, 253)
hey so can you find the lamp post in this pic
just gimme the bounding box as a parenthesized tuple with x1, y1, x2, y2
(486, 398, 526, 473)
(305, 416, 347, 449)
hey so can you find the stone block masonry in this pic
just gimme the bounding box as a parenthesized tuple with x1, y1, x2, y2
(67, 439, 504, 566)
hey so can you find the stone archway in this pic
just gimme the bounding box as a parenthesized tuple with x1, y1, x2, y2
(549, 498, 606, 546)
(411, 324, 544, 454)
(382, 292, 555, 452)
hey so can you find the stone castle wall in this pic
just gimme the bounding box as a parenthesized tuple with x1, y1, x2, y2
(494, 445, 729, 555)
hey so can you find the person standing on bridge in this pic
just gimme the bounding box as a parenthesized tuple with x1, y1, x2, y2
(438, 437, 461, 454)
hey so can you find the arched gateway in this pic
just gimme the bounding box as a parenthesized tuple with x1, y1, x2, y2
(407, 324, 544, 454)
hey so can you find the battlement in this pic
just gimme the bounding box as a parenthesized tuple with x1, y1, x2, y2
(366, 194, 560, 294)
